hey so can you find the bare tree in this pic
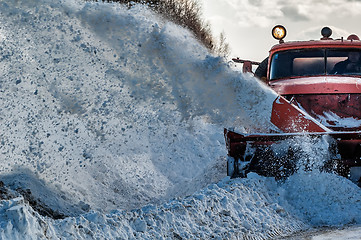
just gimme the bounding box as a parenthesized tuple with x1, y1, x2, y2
(214, 32, 231, 58)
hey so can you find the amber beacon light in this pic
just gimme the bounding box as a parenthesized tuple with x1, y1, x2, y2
(272, 25, 287, 43)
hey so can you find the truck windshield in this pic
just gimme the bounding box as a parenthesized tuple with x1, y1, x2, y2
(270, 48, 361, 80)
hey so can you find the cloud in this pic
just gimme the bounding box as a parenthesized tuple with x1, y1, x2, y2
(296, 26, 351, 40)
(199, 0, 361, 61)
(247, 0, 264, 7)
(281, 6, 309, 21)
(207, 0, 361, 28)
(226, 0, 283, 28)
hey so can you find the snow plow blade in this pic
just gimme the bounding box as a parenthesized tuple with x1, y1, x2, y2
(224, 129, 361, 182)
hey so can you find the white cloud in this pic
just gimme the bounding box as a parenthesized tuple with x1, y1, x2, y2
(201, 0, 361, 28)
(200, 0, 361, 60)
(229, 0, 283, 27)
(296, 25, 351, 40)
(281, 6, 309, 21)
(294, 0, 361, 21)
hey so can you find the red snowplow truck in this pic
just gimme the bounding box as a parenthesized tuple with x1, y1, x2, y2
(225, 26, 361, 185)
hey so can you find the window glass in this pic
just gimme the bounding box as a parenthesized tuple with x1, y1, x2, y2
(270, 49, 325, 80)
(269, 48, 361, 80)
(327, 49, 361, 75)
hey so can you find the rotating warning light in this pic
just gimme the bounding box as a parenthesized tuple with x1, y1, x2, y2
(321, 27, 332, 39)
(272, 25, 287, 43)
(347, 34, 360, 41)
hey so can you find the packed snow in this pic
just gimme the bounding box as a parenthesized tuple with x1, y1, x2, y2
(316, 111, 361, 129)
(0, 0, 359, 239)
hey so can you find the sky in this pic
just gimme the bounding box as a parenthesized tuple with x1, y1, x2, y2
(199, 0, 361, 62)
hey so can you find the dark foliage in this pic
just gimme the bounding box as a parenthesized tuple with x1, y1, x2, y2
(0, 181, 67, 219)
(85, 0, 230, 57)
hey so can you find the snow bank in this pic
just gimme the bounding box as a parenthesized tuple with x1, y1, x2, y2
(0, 0, 359, 239)
(0, 177, 307, 239)
(281, 171, 361, 226)
(1, 173, 358, 239)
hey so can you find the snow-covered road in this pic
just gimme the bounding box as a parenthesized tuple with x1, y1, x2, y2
(282, 226, 361, 239)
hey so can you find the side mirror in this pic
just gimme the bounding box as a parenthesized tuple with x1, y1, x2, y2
(232, 58, 260, 74)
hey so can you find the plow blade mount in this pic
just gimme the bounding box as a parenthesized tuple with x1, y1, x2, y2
(224, 129, 361, 183)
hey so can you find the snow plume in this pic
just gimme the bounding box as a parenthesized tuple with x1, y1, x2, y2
(290, 135, 335, 173)
(0, 0, 359, 239)
(0, 0, 224, 213)
(0, 0, 277, 212)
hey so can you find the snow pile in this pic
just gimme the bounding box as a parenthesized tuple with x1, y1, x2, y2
(0, 0, 359, 239)
(282, 171, 361, 226)
(0, 173, 359, 239)
(0, 197, 47, 240)
(0, 177, 307, 239)
(0, 0, 279, 212)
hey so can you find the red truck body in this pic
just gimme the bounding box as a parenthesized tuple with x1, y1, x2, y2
(226, 27, 361, 184)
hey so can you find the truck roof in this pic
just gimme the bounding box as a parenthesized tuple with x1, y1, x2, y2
(270, 39, 361, 53)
